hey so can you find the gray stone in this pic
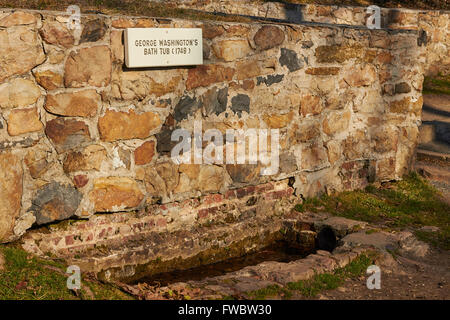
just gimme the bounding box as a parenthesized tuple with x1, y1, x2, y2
(341, 231, 398, 251)
(80, 19, 107, 43)
(203, 87, 228, 115)
(256, 74, 284, 86)
(173, 96, 202, 121)
(29, 181, 82, 225)
(230, 94, 250, 116)
(315, 216, 367, 238)
(395, 82, 411, 94)
(156, 125, 180, 154)
(279, 152, 298, 173)
(279, 48, 303, 72)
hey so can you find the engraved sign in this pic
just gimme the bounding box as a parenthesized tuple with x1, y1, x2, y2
(124, 28, 203, 68)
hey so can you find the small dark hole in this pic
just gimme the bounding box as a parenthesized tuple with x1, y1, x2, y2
(316, 227, 337, 252)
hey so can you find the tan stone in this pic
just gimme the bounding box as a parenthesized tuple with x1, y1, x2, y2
(89, 177, 144, 212)
(376, 158, 396, 181)
(343, 64, 377, 87)
(389, 97, 411, 113)
(254, 26, 285, 50)
(343, 130, 370, 160)
(0, 78, 41, 109)
(186, 64, 235, 90)
(373, 126, 398, 153)
(111, 30, 124, 63)
(325, 140, 342, 165)
(305, 67, 340, 76)
(0, 152, 23, 242)
(0, 26, 45, 82)
(302, 142, 328, 170)
(45, 90, 100, 117)
(236, 58, 276, 80)
(0, 11, 36, 27)
(315, 44, 364, 63)
(293, 121, 321, 142)
(33, 70, 63, 91)
(112, 18, 135, 28)
(24, 147, 49, 179)
(201, 24, 225, 39)
(64, 46, 111, 88)
(226, 25, 250, 37)
(198, 165, 224, 192)
(263, 112, 293, 129)
(7, 108, 43, 136)
(134, 141, 155, 165)
(63, 145, 107, 173)
(213, 40, 252, 62)
(98, 109, 161, 142)
(299, 95, 323, 116)
(323, 111, 351, 136)
(39, 19, 74, 48)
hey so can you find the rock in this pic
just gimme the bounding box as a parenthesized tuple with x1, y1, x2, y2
(279, 48, 303, 72)
(299, 95, 323, 116)
(263, 112, 293, 129)
(73, 175, 89, 188)
(63, 145, 108, 173)
(198, 165, 224, 192)
(343, 130, 370, 160)
(343, 64, 377, 87)
(315, 217, 367, 238)
(186, 64, 235, 90)
(39, 19, 74, 48)
(0, 11, 36, 27)
(0, 152, 23, 242)
(111, 18, 135, 29)
(134, 141, 155, 165)
(24, 147, 50, 179)
(301, 142, 328, 170)
(213, 40, 252, 62)
(64, 46, 111, 88)
(202, 24, 225, 39)
(325, 140, 342, 165)
(45, 90, 100, 117)
(33, 70, 64, 91)
(293, 120, 321, 142)
(89, 177, 144, 212)
(226, 164, 262, 185)
(254, 26, 285, 50)
(0, 78, 41, 109)
(395, 82, 412, 94)
(29, 181, 82, 225)
(98, 109, 160, 142)
(155, 126, 179, 155)
(45, 118, 92, 153)
(230, 94, 250, 116)
(398, 232, 429, 258)
(420, 226, 439, 232)
(174, 96, 202, 121)
(80, 19, 107, 43)
(111, 30, 124, 63)
(7, 108, 43, 136)
(0, 26, 45, 82)
(0, 251, 4, 271)
(322, 111, 351, 136)
(202, 87, 228, 116)
(341, 231, 398, 251)
(305, 67, 340, 76)
(279, 152, 298, 173)
(376, 158, 396, 180)
(373, 126, 398, 153)
(256, 74, 284, 86)
(389, 97, 411, 113)
(315, 44, 364, 63)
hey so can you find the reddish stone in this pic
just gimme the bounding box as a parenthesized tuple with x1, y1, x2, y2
(74, 175, 89, 188)
(134, 141, 156, 165)
(186, 64, 235, 90)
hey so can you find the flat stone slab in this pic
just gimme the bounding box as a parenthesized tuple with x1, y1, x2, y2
(315, 216, 368, 237)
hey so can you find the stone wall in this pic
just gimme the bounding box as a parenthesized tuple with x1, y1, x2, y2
(0, 8, 427, 278)
(166, 0, 450, 76)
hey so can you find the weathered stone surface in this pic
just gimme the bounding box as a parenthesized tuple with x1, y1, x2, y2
(322, 111, 351, 136)
(73, 175, 89, 188)
(279, 48, 303, 72)
(373, 126, 398, 153)
(186, 65, 235, 90)
(343, 130, 370, 160)
(45, 90, 100, 117)
(29, 182, 82, 225)
(33, 70, 64, 91)
(89, 177, 144, 212)
(0, 78, 41, 109)
(39, 20, 74, 48)
(45, 118, 92, 153)
(202, 24, 225, 39)
(63, 145, 107, 173)
(293, 121, 321, 142)
(213, 40, 252, 62)
(111, 30, 124, 62)
(64, 46, 111, 88)
(0, 152, 23, 242)
(231, 94, 250, 116)
(134, 141, 155, 165)
(24, 147, 50, 179)
(263, 112, 293, 129)
(80, 19, 107, 43)
(305, 67, 340, 75)
(299, 95, 323, 116)
(394, 82, 411, 94)
(0, 27, 45, 82)
(202, 87, 228, 116)
(226, 164, 262, 185)
(315, 44, 364, 63)
(343, 64, 377, 87)
(173, 96, 202, 121)
(325, 140, 342, 165)
(98, 109, 161, 142)
(0, 11, 36, 27)
(198, 165, 225, 192)
(145, 162, 179, 198)
(301, 142, 328, 170)
(7, 108, 43, 136)
(254, 26, 285, 50)
(256, 74, 284, 86)
(389, 97, 411, 113)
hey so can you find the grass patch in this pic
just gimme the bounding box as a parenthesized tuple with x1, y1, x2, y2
(247, 253, 376, 299)
(423, 74, 450, 96)
(294, 172, 450, 250)
(0, 245, 133, 300)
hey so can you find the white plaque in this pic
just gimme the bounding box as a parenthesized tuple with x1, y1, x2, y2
(124, 28, 203, 68)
